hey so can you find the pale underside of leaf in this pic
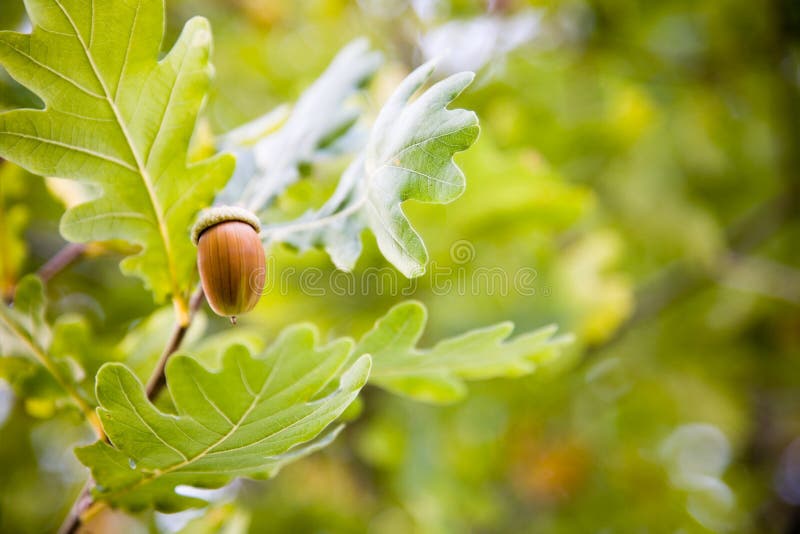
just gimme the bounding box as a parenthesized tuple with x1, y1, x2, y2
(217, 38, 382, 214)
(263, 60, 480, 278)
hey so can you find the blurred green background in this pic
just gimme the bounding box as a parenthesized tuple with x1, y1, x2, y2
(1, 0, 799, 532)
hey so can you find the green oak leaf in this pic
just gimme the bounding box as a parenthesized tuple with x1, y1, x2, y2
(77, 326, 371, 512)
(264, 61, 480, 278)
(0, 0, 234, 308)
(355, 301, 571, 403)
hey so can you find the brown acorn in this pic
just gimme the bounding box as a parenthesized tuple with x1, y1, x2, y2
(192, 207, 266, 324)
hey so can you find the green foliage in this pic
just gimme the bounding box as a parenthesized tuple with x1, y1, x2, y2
(78, 328, 371, 512)
(72, 298, 567, 513)
(0, 162, 28, 299)
(0, 276, 95, 419)
(0, 0, 233, 305)
(267, 61, 480, 277)
(0, 0, 25, 31)
(357, 301, 569, 403)
(0, 275, 49, 361)
(10, 0, 787, 531)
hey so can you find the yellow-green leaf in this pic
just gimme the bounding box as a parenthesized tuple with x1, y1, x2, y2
(0, 0, 234, 306)
(77, 327, 371, 512)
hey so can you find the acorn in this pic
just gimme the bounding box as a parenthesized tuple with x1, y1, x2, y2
(192, 206, 266, 324)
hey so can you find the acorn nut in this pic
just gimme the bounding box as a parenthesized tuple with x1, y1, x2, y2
(192, 207, 266, 324)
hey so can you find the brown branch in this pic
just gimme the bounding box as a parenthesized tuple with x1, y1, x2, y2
(146, 286, 206, 400)
(37, 243, 88, 283)
(58, 285, 206, 534)
(3, 243, 89, 304)
(57, 479, 95, 534)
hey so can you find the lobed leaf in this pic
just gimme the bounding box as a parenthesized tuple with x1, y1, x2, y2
(217, 39, 382, 213)
(0, 0, 234, 305)
(77, 326, 371, 512)
(76, 299, 567, 510)
(354, 301, 570, 403)
(264, 61, 480, 277)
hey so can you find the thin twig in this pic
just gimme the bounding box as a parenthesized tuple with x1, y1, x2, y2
(37, 243, 88, 283)
(146, 286, 206, 400)
(3, 243, 89, 305)
(58, 285, 206, 534)
(57, 479, 95, 534)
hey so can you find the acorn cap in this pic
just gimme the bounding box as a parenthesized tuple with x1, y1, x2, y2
(192, 206, 262, 245)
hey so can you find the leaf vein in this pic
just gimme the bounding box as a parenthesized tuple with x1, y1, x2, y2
(0, 131, 136, 171)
